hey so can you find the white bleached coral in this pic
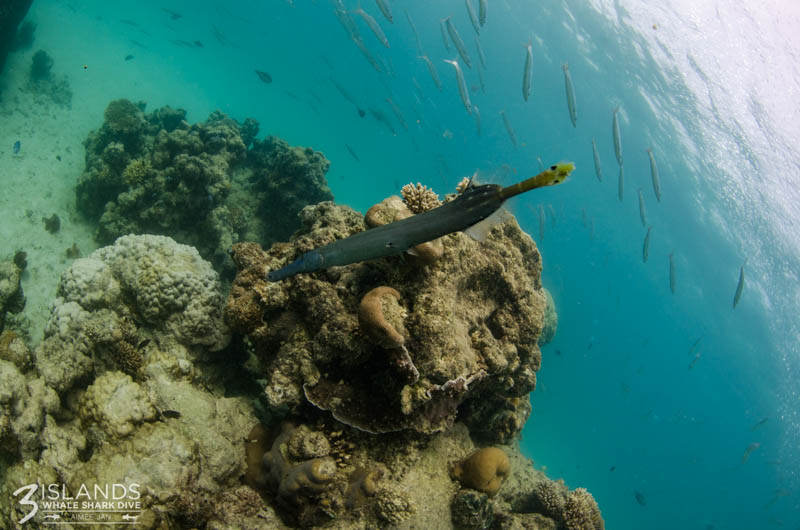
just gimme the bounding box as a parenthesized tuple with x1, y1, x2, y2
(79, 371, 157, 439)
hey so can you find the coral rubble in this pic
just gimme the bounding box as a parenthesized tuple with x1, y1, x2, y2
(76, 99, 333, 277)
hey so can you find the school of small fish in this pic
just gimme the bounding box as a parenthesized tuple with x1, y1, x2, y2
(307, 0, 747, 326)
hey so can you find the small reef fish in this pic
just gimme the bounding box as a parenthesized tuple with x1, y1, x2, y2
(473, 105, 481, 136)
(647, 148, 662, 202)
(741, 442, 761, 464)
(638, 189, 647, 226)
(688, 336, 702, 355)
(562, 63, 577, 127)
(479, 0, 487, 26)
(733, 261, 746, 308)
(440, 19, 451, 51)
(617, 165, 624, 201)
(375, 0, 393, 23)
(345, 143, 360, 162)
(750, 417, 768, 431)
(418, 55, 442, 90)
(609, 465, 616, 472)
(443, 59, 472, 114)
(612, 106, 623, 166)
(591, 138, 602, 182)
(522, 41, 533, 101)
(465, 0, 480, 35)
(13, 140, 21, 154)
(267, 163, 575, 281)
(353, 3, 390, 48)
(500, 110, 518, 149)
(124, 54, 134, 61)
(689, 352, 701, 370)
(634, 491, 647, 506)
(255, 70, 273, 84)
(444, 17, 472, 68)
(642, 227, 651, 263)
(475, 35, 486, 69)
(669, 252, 676, 294)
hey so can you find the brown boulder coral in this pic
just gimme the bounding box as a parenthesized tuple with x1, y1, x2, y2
(451, 447, 511, 497)
(225, 189, 548, 439)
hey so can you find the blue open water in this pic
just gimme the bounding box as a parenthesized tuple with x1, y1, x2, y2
(19, 0, 800, 528)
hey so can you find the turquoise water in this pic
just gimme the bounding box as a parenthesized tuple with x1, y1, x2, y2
(14, 0, 800, 528)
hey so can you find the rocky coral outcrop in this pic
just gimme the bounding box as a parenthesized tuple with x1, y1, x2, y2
(76, 99, 333, 276)
(226, 196, 545, 439)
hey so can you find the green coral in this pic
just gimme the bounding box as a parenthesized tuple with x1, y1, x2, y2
(104, 98, 145, 134)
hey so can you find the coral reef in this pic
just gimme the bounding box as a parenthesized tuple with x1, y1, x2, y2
(0, 234, 261, 528)
(76, 100, 333, 276)
(30, 49, 52, 80)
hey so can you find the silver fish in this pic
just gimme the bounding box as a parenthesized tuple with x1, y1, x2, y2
(375, 0, 392, 23)
(522, 41, 532, 101)
(617, 165, 624, 201)
(741, 442, 760, 464)
(440, 19, 451, 51)
(419, 55, 442, 90)
(444, 59, 472, 113)
(562, 62, 577, 127)
(642, 226, 651, 263)
(445, 17, 472, 68)
(647, 148, 662, 202)
(733, 262, 746, 308)
(353, 38, 382, 73)
(465, 0, 480, 35)
(476, 62, 486, 94)
(473, 104, 481, 136)
(591, 138, 602, 182)
(669, 252, 676, 294)
(479, 0, 487, 26)
(538, 204, 545, 240)
(405, 10, 422, 53)
(612, 106, 623, 165)
(385, 97, 407, 130)
(334, 7, 360, 41)
(638, 189, 647, 226)
(353, 5, 390, 48)
(474, 35, 486, 69)
(500, 110, 517, 148)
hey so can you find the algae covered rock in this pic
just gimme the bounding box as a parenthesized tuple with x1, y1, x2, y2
(76, 100, 333, 275)
(226, 194, 547, 438)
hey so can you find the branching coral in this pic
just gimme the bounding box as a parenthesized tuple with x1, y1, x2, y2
(401, 182, 442, 213)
